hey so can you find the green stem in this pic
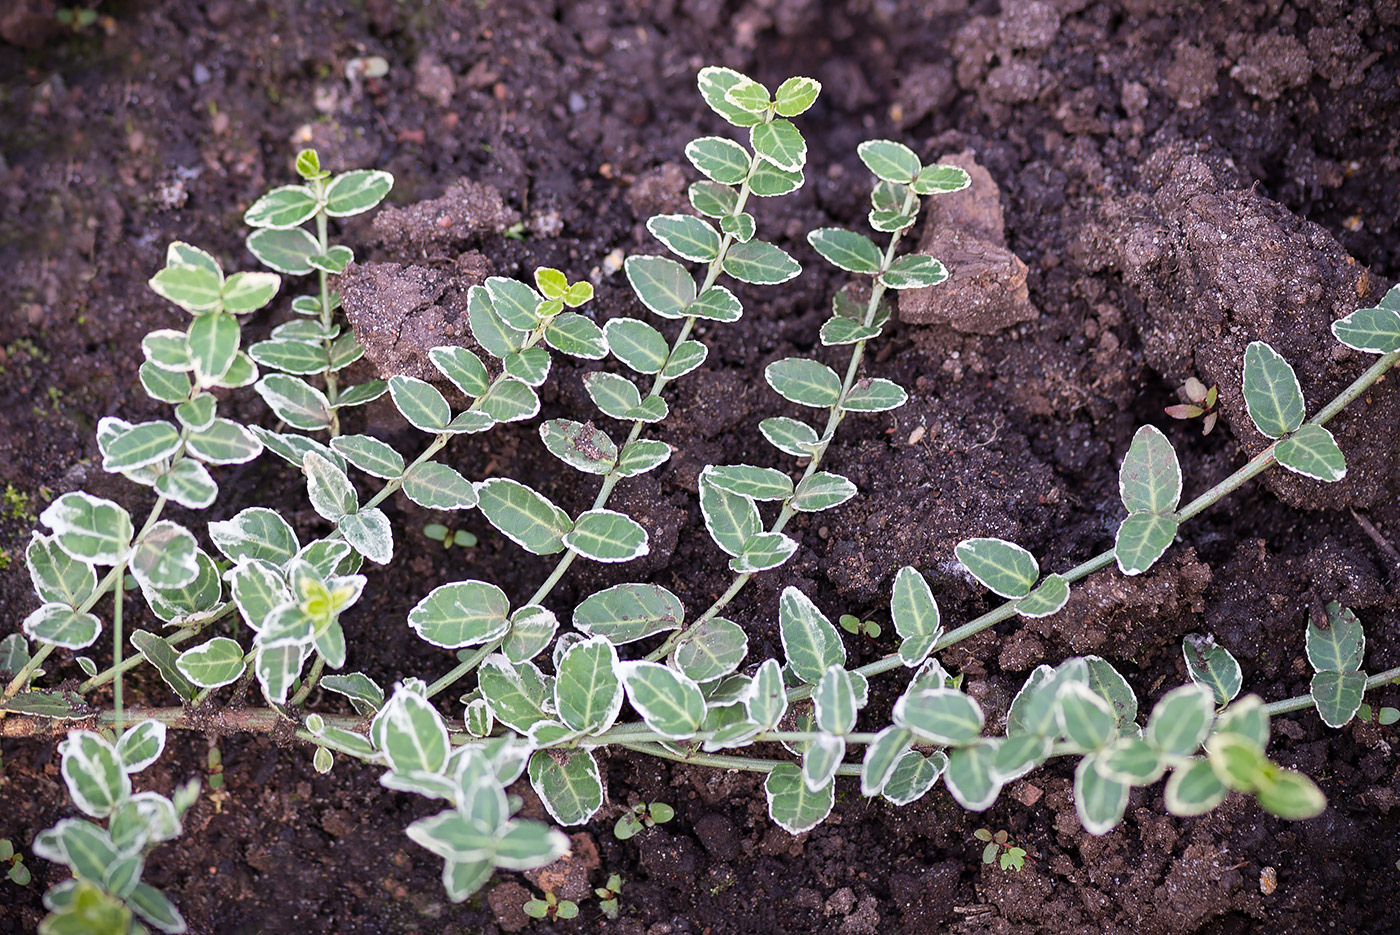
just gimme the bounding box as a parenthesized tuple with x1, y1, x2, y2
(289, 654, 326, 707)
(312, 181, 340, 437)
(616, 740, 862, 777)
(78, 615, 218, 693)
(112, 566, 125, 723)
(1261, 666, 1400, 716)
(648, 189, 922, 663)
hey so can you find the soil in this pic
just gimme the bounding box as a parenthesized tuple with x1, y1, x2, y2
(2, 1, 1400, 933)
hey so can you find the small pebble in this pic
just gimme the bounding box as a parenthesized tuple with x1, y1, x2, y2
(568, 91, 586, 113)
(193, 63, 211, 85)
(1260, 866, 1277, 895)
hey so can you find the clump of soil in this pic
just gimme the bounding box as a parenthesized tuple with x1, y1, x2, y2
(2, 2, 1399, 934)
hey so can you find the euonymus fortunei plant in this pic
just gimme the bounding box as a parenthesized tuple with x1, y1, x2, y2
(3, 67, 1400, 931)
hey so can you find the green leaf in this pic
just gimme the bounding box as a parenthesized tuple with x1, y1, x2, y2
(860, 726, 913, 797)
(478, 657, 553, 733)
(331, 435, 405, 479)
(175, 637, 247, 688)
(23, 604, 101, 650)
(895, 688, 984, 745)
(791, 472, 856, 512)
(303, 450, 357, 520)
(126, 631, 197, 703)
(750, 119, 806, 171)
(773, 75, 821, 117)
(661, 340, 708, 379)
(697, 66, 766, 126)
(1275, 423, 1347, 482)
(728, 531, 798, 573)
(1241, 341, 1306, 438)
(59, 731, 131, 818)
(0, 633, 30, 681)
(626, 255, 696, 319)
(721, 212, 756, 242)
(255, 374, 332, 431)
(323, 169, 393, 217)
(402, 462, 478, 510)
(991, 732, 1053, 783)
(503, 347, 551, 386)
(688, 285, 744, 322)
(672, 617, 747, 683)
(149, 262, 224, 314)
(1311, 670, 1367, 728)
(476, 378, 540, 425)
(573, 583, 684, 644)
(724, 76, 771, 113)
(467, 285, 524, 358)
(882, 751, 946, 805)
(246, 227, 321, 275)
(1307, 600, 1365, 672)
(944, 742, 1002, 810)
(409, 580, 510, 649)
(1095, 736, 1166, 786)
(27, 534, 98, 607)
(765, 357, 841, 408)
(208, 507, 298, 565)
(814, 665, 859, 735)
(139, 360, 192, 403)
(843, 377, 907, 412)
(764, 762, 833, 833)
(1114, 511, 1179, 576)
(115, 728, 167, 782)
(244, 184, 320, 228)
(857, 140, 921, 183)
(143, 548, 224, 624)
(739, 658, 785, 730)
(338, 508, 394, 565)
(502, 606, 559, 664)
(689, 180, 738, 218)
(130, 521, 199, 590)
(891, 566, 942, 667)
(702, 464, 794, 501)
(618, 661, 706, 739)
(333, 381, 387, 410)
(429, 346, 491, 397)
(485, 277, 544, 331)
(1215, 696, 1271, 749)
(1075, 753, 1129, 834)
(40, 492, 133, 566)
(748, 160, 804, 197)
(722, 240, 801, 285)
(564, 509, 649, 563)
(248, 338, 329, 375)
(807, 228, 882, 274)
(869, 209, 917, 233)
(476, 478, 572, 555)
(374, 687, 450, 774)
(912, 164, 972, 195)
(699, 478, 760, 557)
(779, 587, 846, 685)
(175, 394, 216, 432)
(141, 329, 193, 372)
(802, 733, 845, 791)
(1056, 682, 1117, 751)
(603, 318, 668, 374)
(184, 418, 261, 465)
(1252, 762, 1326, 820)
(1146, 684, 1215, 756)
(528, 749, 603, 825)
(389, 375, 450, 432)
(1017, 573, 1070, 618)
(221, 270, 281, 314)
(649, 214, 722, 262)
(1331, 304, 1400, 353)
(686, 136, 751, 185)
(544, 312, 608, 360)
(541, 420, 618, 474)
(760, 416, 819, 456)
(100, 419, 182, 472)
(881, 254, 948, 289)
(187, 311, 240, 384)
(1119, 425, 1181, 514)
(1182, 633, 1242, 705)
(954, 538, 1038, 598)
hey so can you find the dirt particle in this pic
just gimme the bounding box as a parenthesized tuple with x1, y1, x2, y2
(487, 881, 533, 932)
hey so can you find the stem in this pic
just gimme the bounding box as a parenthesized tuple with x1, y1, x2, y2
(313, 181, 340, 437)
(78, 615, 217, 693)
(289, 655, 326, 707)
(1261, 666, 1400, 716)
(649, 189, 923, 663)
(112, 566, 125, 722)
(616, 740, 862, 777)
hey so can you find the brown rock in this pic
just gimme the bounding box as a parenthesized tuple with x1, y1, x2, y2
(898, 150, 1038, 334)
(523, 832, 599, 903)
(487, 881, 533, 933)
(371, 178, 518, 252)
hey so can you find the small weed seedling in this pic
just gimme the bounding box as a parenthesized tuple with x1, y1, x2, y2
(1357, 703, 1400, 726)
(523, 890, 578, 922)
(614, 801, 676, 840)
(1, 838, 32, 886)
(595, 873, 624, 920)
(423, 522, 478, 550)
(1165, 377, 1220, 435)
(2, 66, 1400, 932)
(974, 828, 1027, 871)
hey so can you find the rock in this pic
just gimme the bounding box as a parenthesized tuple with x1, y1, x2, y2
(898, 150, 1038, 334)
(414, 51, 455, 107)
(371, 178, 518, 252)
(487, 882, 533, 933)
(523, 832, 599, 902)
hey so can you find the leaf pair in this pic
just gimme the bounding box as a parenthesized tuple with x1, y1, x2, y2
(1242, 341, 1346, 481)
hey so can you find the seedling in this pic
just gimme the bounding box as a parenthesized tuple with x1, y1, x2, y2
(1357, 703, 1400, 726)
(595, 873, 624, 920)
(422, 523, 478, 550)
(974, 828, 1027, 871)
(1165, 377, 1219, 435)
(2, 68, 1399, 931)
(523, 890, 578, 921)
(839, 614, 881, 639)
(614, 801, 675, 840)
(0, 838, 31, 886)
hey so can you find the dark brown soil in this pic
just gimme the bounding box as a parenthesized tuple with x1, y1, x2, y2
(3, 1, 1400, 933)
